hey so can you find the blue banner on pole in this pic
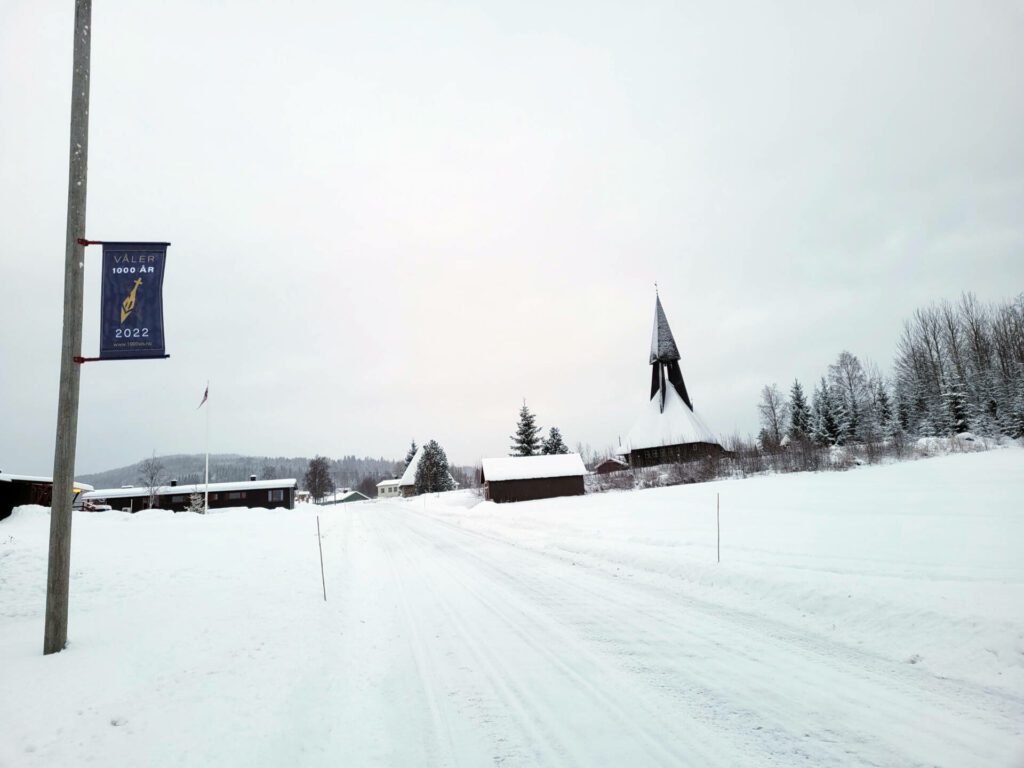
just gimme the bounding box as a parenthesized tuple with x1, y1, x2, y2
(99, 242, 169, 359)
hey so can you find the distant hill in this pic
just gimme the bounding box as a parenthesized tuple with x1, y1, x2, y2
(79, 453, 478, 492)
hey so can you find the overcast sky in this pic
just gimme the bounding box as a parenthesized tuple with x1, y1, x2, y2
(1, 0, 1022, 475)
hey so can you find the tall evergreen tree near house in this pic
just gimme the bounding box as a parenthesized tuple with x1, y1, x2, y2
(788, 379, 811, 440)
(510, 401, 543, 456)
(415, 440, 456, 494)
(542, 427, 570, 455)
(304, 455, 333, 503)
(404, 440, 418, 469)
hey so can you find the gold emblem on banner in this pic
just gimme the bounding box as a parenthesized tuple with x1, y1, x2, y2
(121, 278, 142, 323)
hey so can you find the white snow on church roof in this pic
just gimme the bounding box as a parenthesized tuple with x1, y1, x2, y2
(481, 454, 587, 482)
(623, 384, 719, 451)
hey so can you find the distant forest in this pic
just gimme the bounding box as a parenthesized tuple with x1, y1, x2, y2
(756, 292, 1024, 449)
(79, 453, 478, 496)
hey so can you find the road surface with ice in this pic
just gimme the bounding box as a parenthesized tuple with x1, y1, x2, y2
(2, 450, 1022, 766)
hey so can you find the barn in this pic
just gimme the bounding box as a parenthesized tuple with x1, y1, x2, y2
(594, 457, 630, 474)
(480, 454, 587, 504)
(618, 294, 727, 468)
(80, 477, 297, 513)
(0, 472, 93, 521)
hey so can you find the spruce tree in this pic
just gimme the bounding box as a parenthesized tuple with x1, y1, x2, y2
(941, 376, 970, 435)
(811, 378, 842, 446)
(542, 427, 570, 455)
(415, 440, 456, 494)
(404, 440, 418, 469)
(875, 381, 894, 436)
(788, 379, 811, 440)
(510, 401, 543, 456)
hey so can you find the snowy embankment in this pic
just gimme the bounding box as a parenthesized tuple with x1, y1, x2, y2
(1, 449, 1022, 767)
(413, 448, 1024, 696)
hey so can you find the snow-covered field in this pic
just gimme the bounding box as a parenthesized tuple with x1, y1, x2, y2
(1, 450, 1022, 767)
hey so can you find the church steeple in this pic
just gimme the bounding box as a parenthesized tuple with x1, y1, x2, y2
(649, 294, 681, 364)
(648, 294, 693, 412)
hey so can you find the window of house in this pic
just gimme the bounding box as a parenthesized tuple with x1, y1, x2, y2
(171, 495, 186, 503)
(268, 489, 284, 502)
(227, 492, 242, 500)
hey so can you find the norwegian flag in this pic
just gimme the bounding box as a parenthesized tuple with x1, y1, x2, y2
(197, 383, 209, 409)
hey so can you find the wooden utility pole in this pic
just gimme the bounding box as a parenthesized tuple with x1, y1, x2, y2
(44, 0, 92, 655)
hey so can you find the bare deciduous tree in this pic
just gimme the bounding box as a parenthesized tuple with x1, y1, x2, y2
(304, 456, 334, 503)
(757, 384, 788, 449)
(137, 454, 167, 510)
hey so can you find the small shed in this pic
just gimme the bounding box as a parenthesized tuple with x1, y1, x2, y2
(480, 454, 587, 504)
(0, 472, 93, 521)
(594, 457, 630, 474)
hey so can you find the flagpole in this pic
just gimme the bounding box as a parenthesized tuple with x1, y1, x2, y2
(204, 381, 210, 513)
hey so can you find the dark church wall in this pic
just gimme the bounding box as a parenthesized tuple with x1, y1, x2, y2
(627, 442, 728, 469)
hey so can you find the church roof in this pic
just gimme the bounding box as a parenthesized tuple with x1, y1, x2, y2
(649, 295, 681, 364)
(623, 382, 718, 451)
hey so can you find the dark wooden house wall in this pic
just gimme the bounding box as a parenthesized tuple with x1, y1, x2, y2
(627, 442, 727, 469)
(484, 475, 585, 504)
(101, 486, 295, 513)
(0, 481, 54, 521)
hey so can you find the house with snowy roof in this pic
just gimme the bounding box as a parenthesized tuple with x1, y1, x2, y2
(480, 454, 587, 503)
(377, 444, 458, 499)
(617, 294, 726, 468)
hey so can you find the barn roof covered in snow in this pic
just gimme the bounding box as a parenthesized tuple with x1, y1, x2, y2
(623, 382, 717, 451)
(649, 295, 681, 364)
(481, 454, 587, 482)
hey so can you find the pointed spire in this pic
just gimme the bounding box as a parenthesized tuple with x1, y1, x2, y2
(649, 295, 681, 364)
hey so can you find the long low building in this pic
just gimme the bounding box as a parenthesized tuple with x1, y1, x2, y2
(481, 454, 587, 504)
(81, 477, 297, 513)
(0, 472, 94, 520)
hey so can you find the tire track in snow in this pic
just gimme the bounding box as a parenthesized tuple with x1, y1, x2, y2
(377, 505, 755, 767)
(390, 504, 1023, 767)
(368, 511, 466, 768)
(371, 510, 588, 767)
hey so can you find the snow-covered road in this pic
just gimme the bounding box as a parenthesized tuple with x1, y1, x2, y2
(3, 451, 1023, 766)
(329, 501, 1022, 767)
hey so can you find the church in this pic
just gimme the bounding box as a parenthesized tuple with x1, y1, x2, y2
(618, 294, 727, 468)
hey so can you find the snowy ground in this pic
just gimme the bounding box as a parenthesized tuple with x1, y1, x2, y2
(1, 450, 1022, 767)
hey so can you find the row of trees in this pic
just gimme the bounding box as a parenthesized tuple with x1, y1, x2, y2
(509, 401, 570, 456)
(758, 293, 1024, 448)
